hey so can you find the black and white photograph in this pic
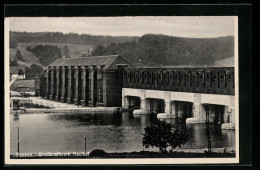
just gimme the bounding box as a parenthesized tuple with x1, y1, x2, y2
(4, 10, 241, 165)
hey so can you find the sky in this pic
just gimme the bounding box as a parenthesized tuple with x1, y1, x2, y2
(8, 16, 235, 38)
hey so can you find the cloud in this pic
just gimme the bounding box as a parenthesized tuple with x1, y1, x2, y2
(8, 16, 235, 38)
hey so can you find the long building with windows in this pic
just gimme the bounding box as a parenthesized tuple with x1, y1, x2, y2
(37, 55, 131, 107)
(36, 55, 235, 128)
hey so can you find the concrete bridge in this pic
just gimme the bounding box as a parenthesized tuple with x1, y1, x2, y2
(36, 56, 235, 129)
(121, 67, 235, 129)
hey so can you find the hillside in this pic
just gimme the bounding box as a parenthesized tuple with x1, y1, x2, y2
(9, 31, 139, 74)
(91, 34, 234, 67)
(10, 31, 139, 46)
(19, 42, 94, 58)
(9, 32, 234, 76)
(9, 42, 94, 74)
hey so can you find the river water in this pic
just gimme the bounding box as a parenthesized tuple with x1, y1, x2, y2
(10, 112, 235, 154)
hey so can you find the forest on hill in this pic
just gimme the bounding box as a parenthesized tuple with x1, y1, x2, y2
(92, 34, 234, 67)
(10, 31, 139, 46)
(10, 31, 234, 68)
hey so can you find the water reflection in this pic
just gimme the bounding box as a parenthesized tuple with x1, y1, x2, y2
(12, 111, 19, 121)
(10, 111, 235, 154)
(20, 103, 47, 109)
(47, 112, 123, 127)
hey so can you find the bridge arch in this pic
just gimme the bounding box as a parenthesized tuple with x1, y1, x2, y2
(122, 88, 235, 129)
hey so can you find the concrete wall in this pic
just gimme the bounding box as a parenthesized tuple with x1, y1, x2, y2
(44, 65, 123, 108)
(123, 67, 235, 95)
(122, 88, 235, 126)
(104, 71, 120, 107)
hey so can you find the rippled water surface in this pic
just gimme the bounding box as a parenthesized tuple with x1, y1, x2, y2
(10, 112, 235, 154)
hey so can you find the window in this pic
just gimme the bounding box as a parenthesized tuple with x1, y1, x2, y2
(97, 79, 103, 103)
(196, 73, 199, 86)
(135, 72, 139, 83)
(147, 72, 150, 83)
(158, 73, 162, 84)
(154, 73, 157, 84)
(164, 72, 169, 85)
(152, 73, 155, 83)
(89, 79, 92, 100)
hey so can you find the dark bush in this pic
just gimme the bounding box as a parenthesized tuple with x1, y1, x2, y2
(18, 69, 24, 75)
(16, 50, 26, 62)
(31, 45, 62, 66)
(10, 59, 18, 66)
(24, 64, 44, 79)
(10, 38, 18, 48)
(26, 46, 32, 52)
(89, 149, 107, 157)
(142, 119, 189, 153)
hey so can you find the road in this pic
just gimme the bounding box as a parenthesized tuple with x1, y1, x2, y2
(10, 78, 17, 86)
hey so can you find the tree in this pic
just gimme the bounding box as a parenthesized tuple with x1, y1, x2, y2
(91, 44, 106, 56)
(18, 69, 24, 75)
(31, 45, 62, 66)
(24, 64, 43, 79)
(10, 59, 18, 66)
(63, 45, 70, 58)
(16, 50, 25, 62)
(142, 119, 189, 153)
(26, 46, 32, 52)
(10, 38, 18, 48)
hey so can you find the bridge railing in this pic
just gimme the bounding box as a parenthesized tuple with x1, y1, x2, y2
(122, 67, 234, 95)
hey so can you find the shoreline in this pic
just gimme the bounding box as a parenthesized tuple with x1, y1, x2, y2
(10, 148, 236, 159)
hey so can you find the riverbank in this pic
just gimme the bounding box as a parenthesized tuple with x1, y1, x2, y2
(10, 97, 123, 114)
(11, 107, 122, 114)
(10, 148, 236, 159)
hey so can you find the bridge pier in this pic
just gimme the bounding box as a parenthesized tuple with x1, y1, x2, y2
(222, 106, 235, 129)
(133, 98, 149, 115)
(126, 89, 148, 115)
(186, 103, 204, 123)
(67, 66, 74, 103)
(50, 66, 56, 100)
(157, 92, 173, 119)
(61, 66, 67, 103)
(122, 96, 130, 108)
(122, 88, 235, 129)
(157, 101, 172, 119)
(171, 102, 176, 118)
(45, 67, 50, 99)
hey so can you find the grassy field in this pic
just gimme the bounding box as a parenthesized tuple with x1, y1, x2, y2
(19, 42, 94, 58)
(9, 42, 94, 76)
(9, 42, 94, 74)
(10, 66, 27, 75)
(10, 47, 39, 65)
(10, 79, 35, 92)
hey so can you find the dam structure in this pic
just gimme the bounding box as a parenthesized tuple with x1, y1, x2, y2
(36, 55, 235, 129)
(36, 55, 131, 107)
(121, 67, 235, 129)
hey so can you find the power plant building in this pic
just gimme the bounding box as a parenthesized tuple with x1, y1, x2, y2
(36, 55, 235, 128)
(38, 55, 131, 107)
